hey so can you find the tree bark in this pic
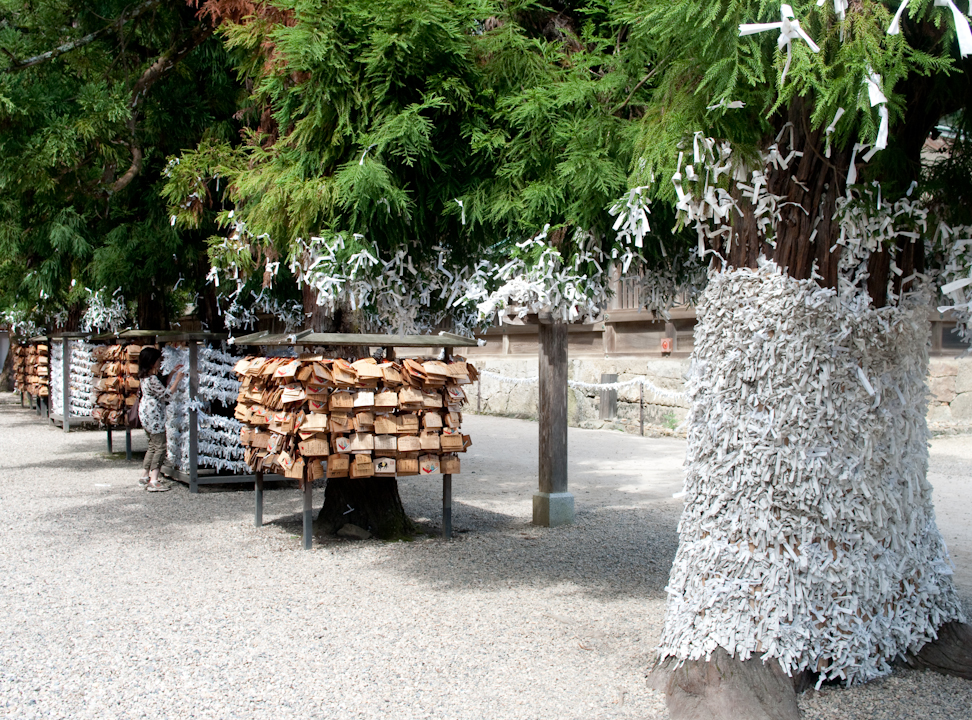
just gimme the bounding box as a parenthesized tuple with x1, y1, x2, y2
(136, 288, 169, 330)
(725, 92, 934, 308)
(0, 340, 13, 391)
(301, 281, 331, 332)
(315, 477, 416, 540)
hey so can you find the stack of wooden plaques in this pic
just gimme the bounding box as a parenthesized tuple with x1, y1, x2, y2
(26, 343, 49, 398)
(233, 355, 475, 481)
(12, 343, 27, 393)
(91, 344, 141, 426)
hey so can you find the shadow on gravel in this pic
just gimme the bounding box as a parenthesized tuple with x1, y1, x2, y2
(1, 417, 57, 429)
(33, 485, 261, 543)
(1, 455, 118, 471)
(35, 479, 680, 598)
(380, 503, 680, 600)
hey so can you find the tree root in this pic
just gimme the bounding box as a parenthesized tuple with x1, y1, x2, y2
(650, 650, 800, 720)
(901, 621, 972, 680)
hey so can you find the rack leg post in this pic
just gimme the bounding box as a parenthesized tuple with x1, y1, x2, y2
(107, 427, 113, 453)
(442, 473, 453, 540)
(188, 342, 199, 494)
(62, 339, 71, 433)
(255, 472, 264, 527)
(302, 480, 313, 550)
(125, 428, 132, 462)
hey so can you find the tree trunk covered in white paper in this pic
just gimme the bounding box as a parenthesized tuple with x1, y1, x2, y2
(659, 262, 965, 686)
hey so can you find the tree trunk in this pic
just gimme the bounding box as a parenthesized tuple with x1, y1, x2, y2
(302, 281, 350, 333)
(658, 266, 966, 720)
(136, 288, 168, 330)
(197, 280, 224, 332)
(724, 95, 926, 307)
(901, 621, 972, 680)
(315, 476, 415, 540)
(654, 650, 801, 720)
(660, 90, 971, 718)
(301, 270, 410, 538)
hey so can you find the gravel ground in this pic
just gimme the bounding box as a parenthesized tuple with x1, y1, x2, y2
(1, 392, 970, 719)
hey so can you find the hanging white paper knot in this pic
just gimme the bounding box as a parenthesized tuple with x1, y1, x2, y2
(739, 3, 821, 85)
(816, 0, 848, 23)
(889, 1, 972, 57)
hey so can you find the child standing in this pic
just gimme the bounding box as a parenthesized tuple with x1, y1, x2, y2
(136, 347, 184, 492)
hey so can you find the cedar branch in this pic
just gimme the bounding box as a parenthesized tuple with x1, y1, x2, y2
(111, 22, 215, 193)
(1, 0, 162, 73)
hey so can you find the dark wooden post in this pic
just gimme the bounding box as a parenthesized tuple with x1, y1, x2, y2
(302, 467, 313, 550)
(442, 474, 453, 539)
(255, 471, 264, 527)
(534, 321, 574, 526)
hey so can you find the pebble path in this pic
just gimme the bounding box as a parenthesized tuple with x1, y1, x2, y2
(1, 394, 969, 719)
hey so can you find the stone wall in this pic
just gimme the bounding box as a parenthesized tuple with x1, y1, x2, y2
(467, 354, 972, 435)
(468, 356, 691, 436)
(927, 357, 972, 428)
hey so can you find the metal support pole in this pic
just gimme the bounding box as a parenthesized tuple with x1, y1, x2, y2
(442, 473, 453, 539)
(639, 383, 644, 437)
(302, 477, 313, 550)
(62, 339, 71, 433)
(125, 428, 132, 462)
(255, 472, 264, 527)
(107, 427, 113, 453)
(188, 342, 199, 494)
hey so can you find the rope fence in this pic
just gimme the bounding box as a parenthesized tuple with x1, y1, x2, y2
(474, 369, 688, 436)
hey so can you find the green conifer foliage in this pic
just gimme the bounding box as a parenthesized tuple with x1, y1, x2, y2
(165, 0, 686, 330)
(0, 1, 239, 330)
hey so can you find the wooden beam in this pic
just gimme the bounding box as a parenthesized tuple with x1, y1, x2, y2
(232, 331, 477, 348)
